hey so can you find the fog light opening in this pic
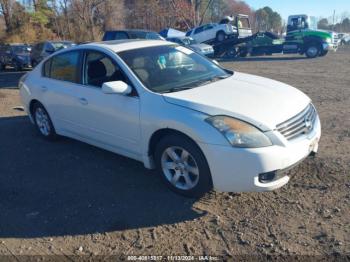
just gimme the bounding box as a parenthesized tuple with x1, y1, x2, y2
(259, 171, 276, 183)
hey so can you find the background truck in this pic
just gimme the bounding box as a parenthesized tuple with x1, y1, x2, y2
(212, 14, 335, 59)
(282, 14, 335, 58)
(186, 14, 252, 45)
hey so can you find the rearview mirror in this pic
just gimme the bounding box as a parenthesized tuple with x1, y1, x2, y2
(102, 81, 132, 95)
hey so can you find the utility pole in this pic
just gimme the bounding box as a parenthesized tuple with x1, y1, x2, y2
(332, 9, 335, 31)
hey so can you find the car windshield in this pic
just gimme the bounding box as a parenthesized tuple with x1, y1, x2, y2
(51, 42, 74, 50)
(12, 45, 30, 54)
(118, 45, 232, 93)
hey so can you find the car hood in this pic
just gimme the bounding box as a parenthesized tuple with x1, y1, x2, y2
(162, 72, 310, 131)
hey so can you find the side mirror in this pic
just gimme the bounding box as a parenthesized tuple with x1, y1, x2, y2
(102, 81, 132, 95)
(212, 59, 219, 65)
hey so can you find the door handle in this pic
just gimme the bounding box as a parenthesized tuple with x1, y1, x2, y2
(79, 98, 88, 105)
(40, 86, 48, 92)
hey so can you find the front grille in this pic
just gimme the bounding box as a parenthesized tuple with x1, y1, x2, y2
(276, 104, 317, 140)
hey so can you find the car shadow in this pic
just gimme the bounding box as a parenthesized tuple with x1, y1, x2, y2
(0, 116, 204, 238)
(217, 55, 309, 62)
(0, 71, 27, 89)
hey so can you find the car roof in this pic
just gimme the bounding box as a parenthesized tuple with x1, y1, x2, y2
(9, 43, 28, 46)
(84, 39, 172, 53)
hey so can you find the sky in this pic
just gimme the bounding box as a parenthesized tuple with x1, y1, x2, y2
(244, 0, 350, 21)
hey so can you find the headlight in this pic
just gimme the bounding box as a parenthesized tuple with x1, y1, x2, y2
(206, 116, 272, 148)
(325, 37, 332, 43)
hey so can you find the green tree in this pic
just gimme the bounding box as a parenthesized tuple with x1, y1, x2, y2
(318, 18, 329, 30)
(255, 6, 282, 33)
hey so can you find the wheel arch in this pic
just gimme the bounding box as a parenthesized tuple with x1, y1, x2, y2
(216, 30, 226, 37)
(148, 128, 200, 160)
(29, 99, 41, 118)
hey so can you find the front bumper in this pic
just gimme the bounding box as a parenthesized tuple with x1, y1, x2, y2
(323, 42, 337, 51)
(201, 51, 214, 57)
(198, 116, 321, 192)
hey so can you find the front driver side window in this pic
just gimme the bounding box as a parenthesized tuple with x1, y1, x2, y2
(84, 51, 126, 88)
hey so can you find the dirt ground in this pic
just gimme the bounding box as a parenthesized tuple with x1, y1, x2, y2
(0, 47, 349, 260)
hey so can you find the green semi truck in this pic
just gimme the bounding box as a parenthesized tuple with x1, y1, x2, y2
(213, 14, 337, 58)
(281, 14, 336, 58)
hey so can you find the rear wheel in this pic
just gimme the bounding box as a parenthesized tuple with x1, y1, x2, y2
(33, 103, 57, 140)
(155, 135, 213, 198)
(319, 50, 328, 57)
(225, 47, 238, 58)
(305, 43, 320, 58)
(14, 63, 22, 71)
(239, 49, 248, 57)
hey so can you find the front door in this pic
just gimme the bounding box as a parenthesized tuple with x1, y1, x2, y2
(75, 50, 141, 157)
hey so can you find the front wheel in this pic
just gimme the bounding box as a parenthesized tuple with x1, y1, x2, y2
(305, 44, 320, 58)
(155, 135, 213, 198)
(31, 60, 38, 68)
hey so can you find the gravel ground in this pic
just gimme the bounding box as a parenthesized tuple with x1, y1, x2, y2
(0, 47, 349, 260)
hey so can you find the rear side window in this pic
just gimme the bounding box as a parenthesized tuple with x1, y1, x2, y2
(203, 24, 214, 31)
(50, 51, 80, 83)
(103, 32, 115, 41)
(194, 27, 204, 34)
(129, 31, 146, 39)
(185, 30, 193, 36)
(103, 31, 128, 41)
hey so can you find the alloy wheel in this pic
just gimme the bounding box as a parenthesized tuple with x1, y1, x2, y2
(35, 107, 51, 136)
(161, 146, 200, 190)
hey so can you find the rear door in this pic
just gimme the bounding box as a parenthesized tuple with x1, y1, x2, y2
(38, 50, 86, 135)
(193, 24, 215, 43)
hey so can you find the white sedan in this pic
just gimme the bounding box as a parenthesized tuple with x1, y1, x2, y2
(19, 40, 321, 197)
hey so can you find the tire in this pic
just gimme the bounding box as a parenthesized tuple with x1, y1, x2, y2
(154, 134, 213, 198)
(305, 43, 320, 58)
(216, 31, 226, 42)
(14, 63, 22, 72)
(239, 50, 248, 57)
(32, 102, 57, 141)
(319, 50, 328, 57)
(31, 60, 38, 68)
(225, 47, 237, 58)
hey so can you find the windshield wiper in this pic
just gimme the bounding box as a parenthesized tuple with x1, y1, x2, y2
(161, 74, 231, 93)
(183, 75, 230, 88)
(161, 86, 194, 93)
